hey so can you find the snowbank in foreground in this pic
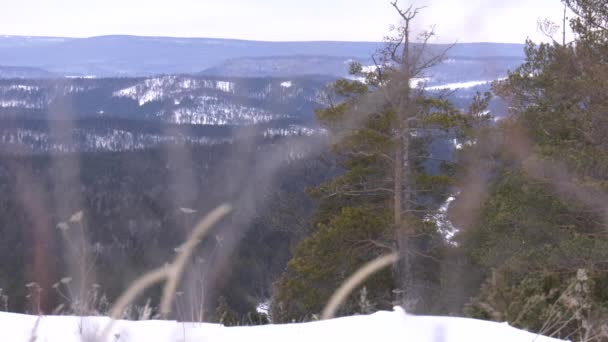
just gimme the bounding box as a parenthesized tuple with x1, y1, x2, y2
(2, 307, 567, 342)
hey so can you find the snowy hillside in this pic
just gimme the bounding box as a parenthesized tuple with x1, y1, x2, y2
(0, 72, 512, 153)
(0, 76, 330, 152)
(0, 76, 328, 124)
(2, 307, 566, 342)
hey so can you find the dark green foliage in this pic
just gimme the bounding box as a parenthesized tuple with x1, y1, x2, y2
(461, 166, 607, 266)
(458, 1, 608, 339)
(466, 270, 608, 341)
(215, 296, 239, 326)
(272, 207, 394, 321)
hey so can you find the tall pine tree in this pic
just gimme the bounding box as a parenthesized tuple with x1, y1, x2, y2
(272, 2, 490, 321)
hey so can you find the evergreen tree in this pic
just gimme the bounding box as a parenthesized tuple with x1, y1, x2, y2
(272, 2, 490, 321)
(459, 0, 608, 339)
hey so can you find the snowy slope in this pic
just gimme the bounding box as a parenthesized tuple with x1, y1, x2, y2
(3, 307, 566, 342)
(0, 76, 328, 125)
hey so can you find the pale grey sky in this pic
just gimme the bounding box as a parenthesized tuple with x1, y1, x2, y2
(0, 0, 570, 43)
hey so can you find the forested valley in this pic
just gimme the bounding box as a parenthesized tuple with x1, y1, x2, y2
(0, 0, 607, 341)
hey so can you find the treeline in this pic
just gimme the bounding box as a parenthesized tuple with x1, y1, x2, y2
(271, 0, 608, 340)
(0, 116, 314, 140)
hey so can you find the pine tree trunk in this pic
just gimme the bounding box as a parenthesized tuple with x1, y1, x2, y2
(396, 29, 416, 307)
(394, 136, 403, 230)
(395, 124, 415, 311)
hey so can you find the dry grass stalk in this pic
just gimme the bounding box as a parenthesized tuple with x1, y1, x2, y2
(321, 253, 399, 320)
(99, 204, 231, 342)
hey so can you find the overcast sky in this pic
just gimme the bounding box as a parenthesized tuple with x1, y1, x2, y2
(0, 0, 570, 43)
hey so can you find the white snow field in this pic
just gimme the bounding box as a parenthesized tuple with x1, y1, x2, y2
(2, 307, 566, 342)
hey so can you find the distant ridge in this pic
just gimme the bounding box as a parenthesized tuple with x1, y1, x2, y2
(0, 35, 525, 78)
(0, 65, 55, 79)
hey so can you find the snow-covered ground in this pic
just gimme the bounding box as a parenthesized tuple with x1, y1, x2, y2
(2, 307, 566, 342)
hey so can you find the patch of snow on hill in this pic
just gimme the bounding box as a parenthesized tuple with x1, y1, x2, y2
(0, 100, 40, 109)
(361, 65, 378, 73)
(426, 80, 491, 91)
(263, 125, 320, 138)
(65, 75, 96, 79)
(114, 85, 140, 100)
(7, 85, 38, 92)
(411, 77, 430, 88)
(426, 77, 508, 91)
(114, 76, 192, 105)
(168, 94, 284, 125)
(280, 81, 293, 88)
(179, 78, 197, 89)
(113, 77, 236, 106)
(216, 81, 234, 93)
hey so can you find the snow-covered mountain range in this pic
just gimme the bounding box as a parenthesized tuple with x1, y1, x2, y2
(0, 36, 525, 153)
(0, 76, 329, 152)
(0, 72, 512, 153)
